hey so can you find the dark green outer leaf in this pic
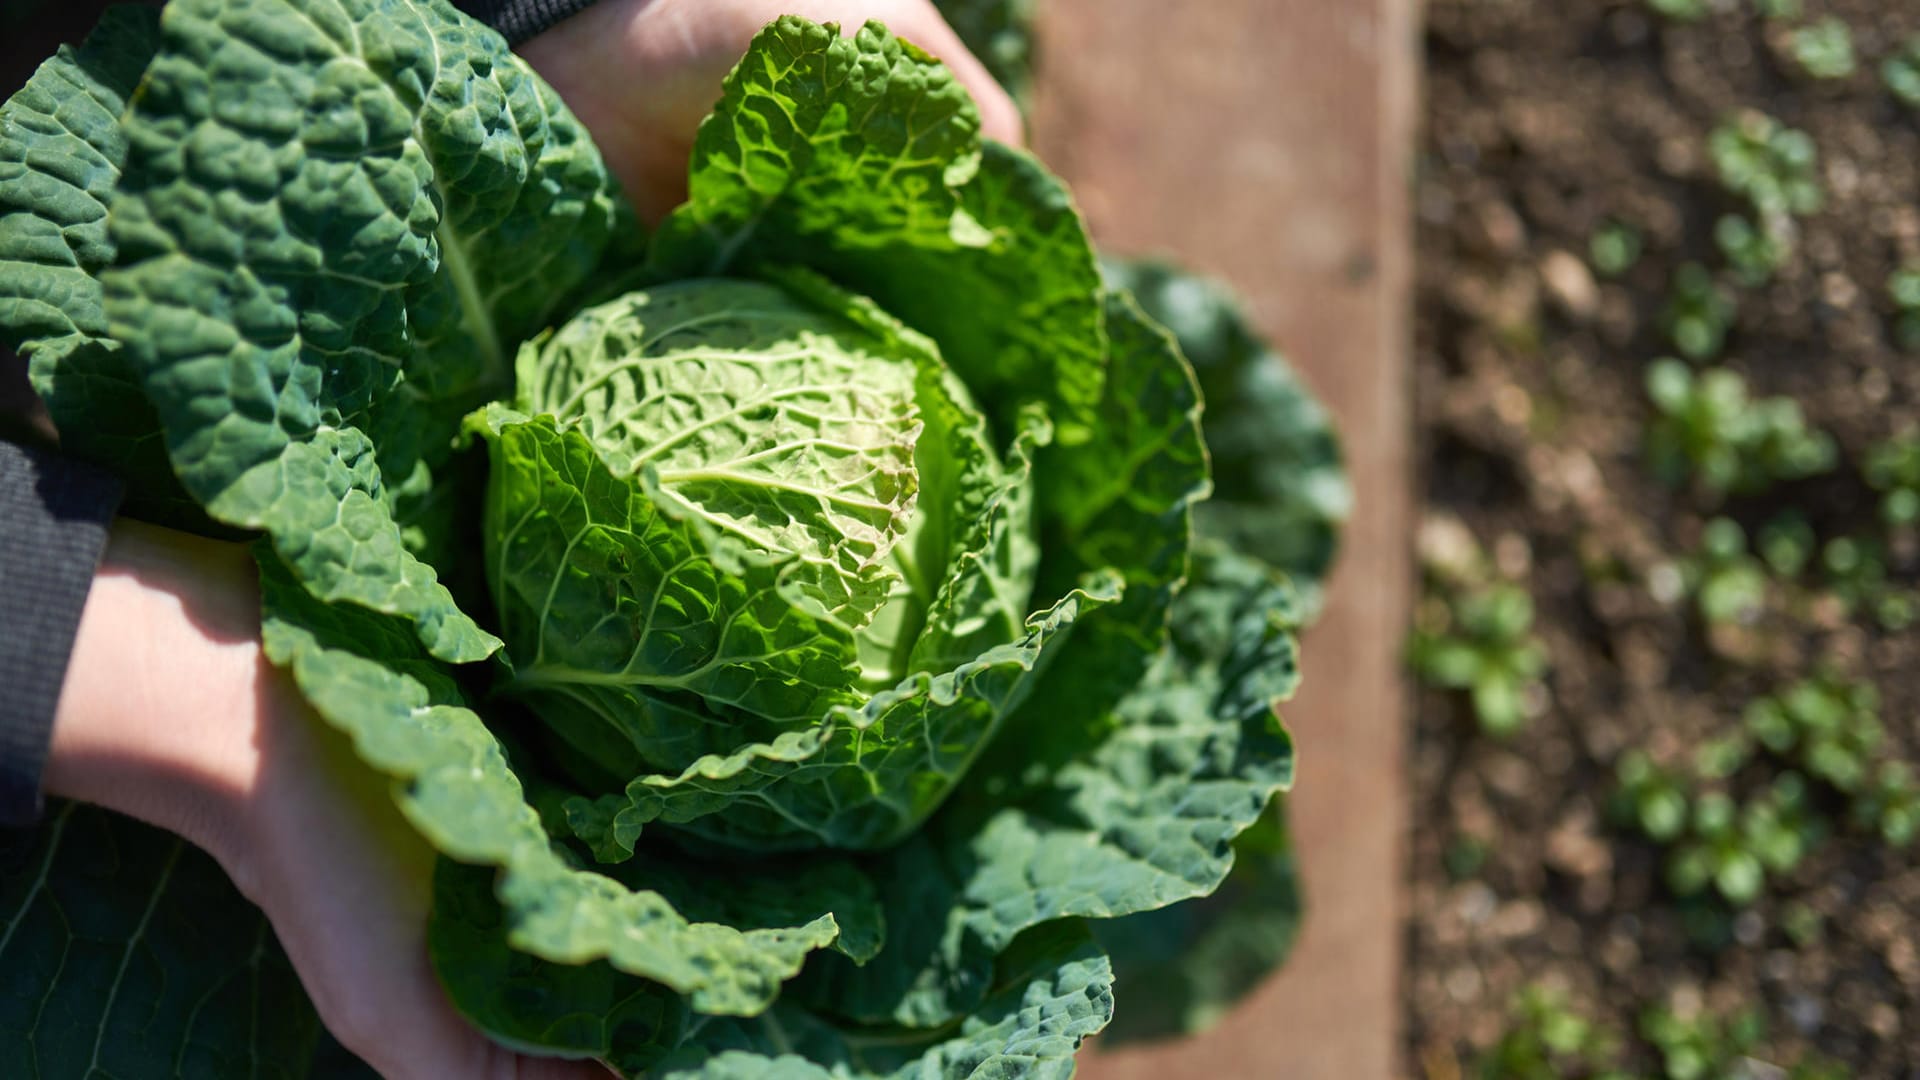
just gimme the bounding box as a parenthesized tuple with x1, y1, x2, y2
(788, 329, 1287, 1033)
(1104, 258, 1350, 618)
(825, 142, 1108, 449)
(1077, 544, 1306, 1041)
(1013, 293, 1210, 757)
(103, 0, 633, 664)
(253, 549, 881, 1019)
(1095, 798, 1303, 1041)
(0, 6, 216, 531)
(0, 802, 319, 1079)
(654, 922, 1112, 1080)
(428, 840, 894, 1074)
(428, 860, 689, 1075)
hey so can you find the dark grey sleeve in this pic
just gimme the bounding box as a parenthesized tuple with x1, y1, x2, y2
(451, 0, 600, 45)
(0, 440, 122, 828)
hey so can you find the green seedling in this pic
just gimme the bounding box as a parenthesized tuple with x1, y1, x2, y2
(1615, 751, 1692, 843)
(1645, 360, 1837, 498)
(1661, 264, 1737, 360)
(1790, 18, 1856, 80)
(1789, 1058, 1852, 1080)
(1738, 772, 1826, 877)
(1757, 512, 1816, 577)
(1746, 674, 1883, 794)
(1646, 0, 1709, 20)
(1709, 112, 1822, 219)
(1821, 536, 1915, 631)
(1884, 34, 1920, 108)
(1667, 791, 1768, 904)
(1411, 583, 1548, 738)
(1480, 985, 1627, 1080)
(1590, 220, 1644, 277)
(1780, 899, 1824, 948)
(1888, 266, 1920, 350)
(1714, 214, 1790, 286)
(1751, 0, 1800, 17)
(1693, 730, 1754, 781)
(1640, 1005, 1765, 1080)
(1850, 761, 1920, 847)
(1682, 517, 1768, 626)
(1445, 833, 1492, 881)
(1865, 429, 1920, 527)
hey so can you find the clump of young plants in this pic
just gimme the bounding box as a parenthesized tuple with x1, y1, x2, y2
(1640, 1004, 1766, 1080)
(0, 5, 1346, 1073)
(1753, 510, 1914, 629)
(1865, 430, 1920, 526)
(1714, 214, 1791, 286)
(1819, 536, 1915, 630)
(1757, 512, 1817, 577)
(1851, 762, 1920, 848)
(1709, 111, 1823, 220)
(1789, 17, 1856, 80)
(1616, 748, 1826, 907)
(1676, 779, 1821, 905)
(1590, 220, 1644, 277)
(1479, 985, 1626, 1080)
(1662, 263, 1738, 360)
(1746, 674, 1883, 795)
(1643, 1002, 1842, 1079)
(1616, 751, 1695, 845)
(1644, 360, 1837, 498)
(1883, 33, 1920, 108)
(1887, 265, 1920, 350)
(1681, 517, 1768, 626)
(1412, 581, 1549, 739)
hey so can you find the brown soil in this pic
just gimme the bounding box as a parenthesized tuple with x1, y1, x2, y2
(1411, 1, 1920, 1076)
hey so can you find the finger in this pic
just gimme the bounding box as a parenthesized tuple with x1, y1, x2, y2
(302, 920, 613, 1080)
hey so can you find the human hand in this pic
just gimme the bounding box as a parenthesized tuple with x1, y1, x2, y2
(45, 521, 604, 1080)
(517, 0, 1025, 222)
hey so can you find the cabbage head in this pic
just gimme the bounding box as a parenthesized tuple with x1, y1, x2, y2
(0, 4, 1343, 1076)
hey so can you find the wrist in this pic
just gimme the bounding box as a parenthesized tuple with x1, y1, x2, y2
(44, 520, 268, 876)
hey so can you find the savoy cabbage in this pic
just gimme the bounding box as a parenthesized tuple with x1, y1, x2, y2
(0, 2, 1346, 1075)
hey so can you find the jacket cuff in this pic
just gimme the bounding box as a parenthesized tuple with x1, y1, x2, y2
(0, 440, 122, 827)
(450, 0, 600, 46)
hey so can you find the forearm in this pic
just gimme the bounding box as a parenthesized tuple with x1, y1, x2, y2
(43, 520, 266, 871)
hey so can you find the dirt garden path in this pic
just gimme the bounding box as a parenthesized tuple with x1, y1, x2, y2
(1033, 3, 1417, 1077)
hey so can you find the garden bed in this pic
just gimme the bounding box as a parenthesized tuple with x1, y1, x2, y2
(1411, 1, 1920, 1075)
